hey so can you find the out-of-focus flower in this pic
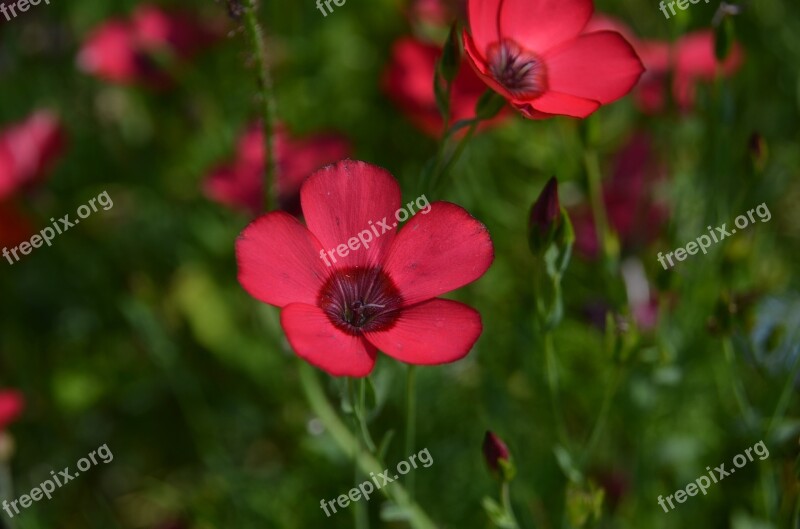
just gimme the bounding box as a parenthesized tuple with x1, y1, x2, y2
(203, 124, 350, 216)
(585, 15, 743, 113)
(482, 430, 511, 475)
(383, 37, 508, 137)
(0, 201, 34, 249)
(572, 133, 668, 259)
(77, 4, 221, 87)
(0, 110, 66, 200)
(462, 0, 644, 119)
(236, 160, 494, 377)
(408, 0, 465, 27)
(0, 390, 24, 432)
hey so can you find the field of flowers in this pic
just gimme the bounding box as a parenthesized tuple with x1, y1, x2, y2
(1, 0, 799, 528)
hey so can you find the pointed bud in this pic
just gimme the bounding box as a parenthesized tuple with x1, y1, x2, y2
(483, 431, 512, 479)
(748, 132, 768, 171)
(528, 177, 561, 254)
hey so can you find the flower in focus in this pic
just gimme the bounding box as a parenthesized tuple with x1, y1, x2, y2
(77, 4, 221, 86)
(0, 390, 24, 432)
(236, 160, 493, 377)
(462, 0, 644, 119)
(571, 133, 668, 259)
(383, 37, 509, 137)
(0, 110, 66, 201)
(585, 15, 743, 113)
(204, 124, 350, 216)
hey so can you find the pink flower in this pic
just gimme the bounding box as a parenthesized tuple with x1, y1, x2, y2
(77, 5, 220, 86)
(236, 160, 494, 377)
(0, 390, 24, 431)
(203, 124, 350, 216)
(0, 110, 66, 201)
(462, 0, 644, 119)
(383, 37, 509, 136)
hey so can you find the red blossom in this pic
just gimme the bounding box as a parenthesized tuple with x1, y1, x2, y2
(236, 160, 494, 377)
(462, 0, 644, 119)
(203, 124, 350, 216)
(0, 390, 24, 431)
(383, 37, 509, 137)
(0, 110, 66, 201)
(585, 14, 743, 113)
(77, 5, 221, 87)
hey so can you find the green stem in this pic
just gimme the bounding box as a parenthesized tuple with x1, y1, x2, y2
(583, 149, 617, 269)
(406, 365, 418, 501)
(350, 381, 370, 529)
(243, 0, 278, 211)
(501, 482, 522, 529)
(431, 121, 479, 193)
(722, 336, 756, 431)
(299, 363, 438, 529)
(544, 331, 570, 450)
(580, 366, 622, 469)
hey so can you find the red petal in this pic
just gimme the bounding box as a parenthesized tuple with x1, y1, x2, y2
(301, 160, 401, 269)
(466, 0, 501, 55)
(236, 212, 328, 307)
(544, 31, 644, 104)
(463, 31, 518, 102)
(282, 303, 377, 377)
(0, 390, 24, 430)
(525, 91, 600, 118)
(384, 202, 493, 305)
(365, 299, 482, 365)
(499, 0, 593, 53)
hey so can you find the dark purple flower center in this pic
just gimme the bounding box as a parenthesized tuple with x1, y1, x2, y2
(487, 39, 546, 98)
(318, 267, 404, 335)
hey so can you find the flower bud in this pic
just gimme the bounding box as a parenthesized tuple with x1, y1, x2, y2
(483, 431, 512, 479)
(528, 177, 561, 254)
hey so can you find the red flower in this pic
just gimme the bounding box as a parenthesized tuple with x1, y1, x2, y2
(572, 133, 668, 258)
(585, 15, 743, 113)
(236, 160, 494, 377)
(462, 0, 644, 119)
(383, 37, 508, 137)
(408, 0, 465, 27)
(204, 124, 350, 216)
(77, 4, 220, 86)
(0, 110, 66, 201)
(0, 390, 24, 431)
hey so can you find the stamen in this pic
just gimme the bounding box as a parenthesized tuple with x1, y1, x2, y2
(487, 39, 546, 98)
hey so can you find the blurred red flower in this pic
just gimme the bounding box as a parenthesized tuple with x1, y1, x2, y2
(0, 110, 66, 201)
(236, 160, 494, 377)
(203, 124, 350, 216)
(77, 4, 221, 86)
(0, 390, 24, 431)
(572, 133, 668, 258)
(462, 0, 644, 119)
(383, 37, 509, 137)
(585, 15, 743, 113)
(408, 0, 465, 27)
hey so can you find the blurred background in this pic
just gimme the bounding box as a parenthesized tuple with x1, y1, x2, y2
(0, 0, 799, 527)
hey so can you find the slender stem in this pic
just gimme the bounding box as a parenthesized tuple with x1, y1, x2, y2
(299, 363, 438, 529)
(350, 381, 370, 529)
(405, 365, 418, 501)
(357, 378, 378, 453)
(583, 149, 617, 269)
(501, 482, 522, 529)
(580, 366, 622, 469)
(544, 331, 570, 449)
(722, 336, 755, 431)
(431, 121, 479, 193)
(243, 0, 278, 211)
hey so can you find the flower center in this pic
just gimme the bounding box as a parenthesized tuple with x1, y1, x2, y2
(318, 267, 404, 335)
(487, 39, 546, 98)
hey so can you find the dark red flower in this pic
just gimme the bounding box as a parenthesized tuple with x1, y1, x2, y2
(383, 37, 508, 137)
(0, 390, 24, 431)
(585, 15, 743, 113)
(482, 431, 511, 474)
(0, 110, 66, 201)
(572, 133, 668, 258)
(77, 5, 220, 87)
(204, 124, 350, 216)
(236, 160, 494, 377)
(462, 0, 644, 119)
